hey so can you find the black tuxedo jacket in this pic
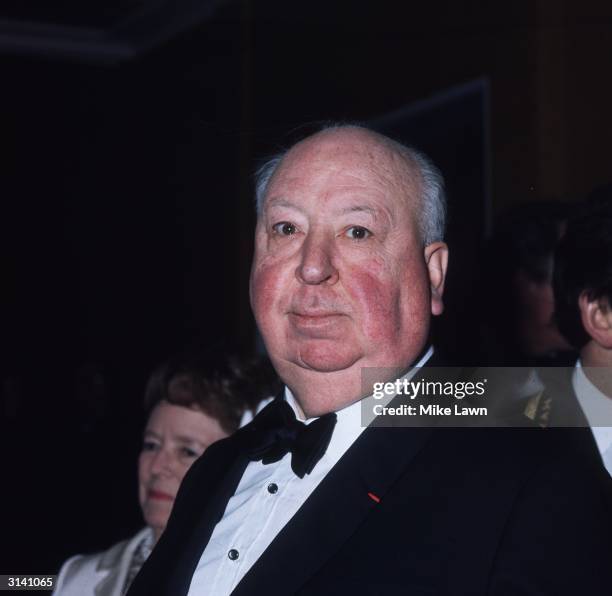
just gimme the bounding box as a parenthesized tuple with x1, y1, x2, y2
(128, 367, 612, 596)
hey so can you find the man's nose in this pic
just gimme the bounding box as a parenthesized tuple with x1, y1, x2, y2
(295, 233, 339, 285)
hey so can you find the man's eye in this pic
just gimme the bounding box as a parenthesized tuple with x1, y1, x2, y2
(345, 226, 371, 240)
(272, 222, 297, 236)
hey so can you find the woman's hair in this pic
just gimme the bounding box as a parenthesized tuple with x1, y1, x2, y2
(143, 352, 280, 433)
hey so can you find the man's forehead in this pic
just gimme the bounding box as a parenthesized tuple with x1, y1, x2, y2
(284, 128, 405, 168)
(269, 129, 418, 197)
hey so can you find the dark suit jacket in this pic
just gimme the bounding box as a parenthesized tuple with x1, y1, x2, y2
(128, 368, 612, 596)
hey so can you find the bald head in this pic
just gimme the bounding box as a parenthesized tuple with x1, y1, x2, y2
(255, 125, 446, 246)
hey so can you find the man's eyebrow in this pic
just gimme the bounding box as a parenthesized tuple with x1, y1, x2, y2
(265, 198, 291, 207)
(264, 199, 306, 214)
(337, 205, 378, 216)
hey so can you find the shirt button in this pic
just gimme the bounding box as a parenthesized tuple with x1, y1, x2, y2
(228, 549, 239, 561)
(267, 483, 279, 494)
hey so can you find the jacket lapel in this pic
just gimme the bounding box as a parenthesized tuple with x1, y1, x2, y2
(94, 542, 124, 596)
(233, 423, 434, 595)
(95, 528, 153, 596)
(229, 357, 466, 596)
(233, 359, 466, 595)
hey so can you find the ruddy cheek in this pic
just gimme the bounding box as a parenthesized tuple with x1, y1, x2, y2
(251, 264, 276, 310)
(346, 259, 430, 351)
(346, 264, 399, 341)
(251, 263, 290, 338)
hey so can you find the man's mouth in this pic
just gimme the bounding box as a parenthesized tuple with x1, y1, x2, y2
(290, 310, 342, 320)
(288, 311, 346, 334)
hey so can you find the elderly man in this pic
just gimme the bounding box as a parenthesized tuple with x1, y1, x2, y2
(128, 126, 611, 595)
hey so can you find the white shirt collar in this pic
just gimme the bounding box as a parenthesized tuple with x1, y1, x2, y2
(573, 359, 612, 454)
(284, 347, 434, 462)
(284, 345, 434, 419)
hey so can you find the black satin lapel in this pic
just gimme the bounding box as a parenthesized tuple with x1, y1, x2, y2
(232, 424, 434, 596)
(127, 431, 251, 596)
(232, 363, 469, 596)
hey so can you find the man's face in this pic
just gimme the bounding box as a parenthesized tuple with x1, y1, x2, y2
(250, 129, 447, 403)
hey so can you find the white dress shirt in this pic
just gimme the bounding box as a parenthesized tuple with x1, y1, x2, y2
(187, 348, 433, 595)
(572, 360, 612, 476)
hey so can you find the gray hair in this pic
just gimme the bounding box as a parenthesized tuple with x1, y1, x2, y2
(403, 147, 447, 245)
(254, 127, 447, 245)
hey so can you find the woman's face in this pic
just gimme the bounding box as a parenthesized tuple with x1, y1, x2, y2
(138, 401, 229, 541)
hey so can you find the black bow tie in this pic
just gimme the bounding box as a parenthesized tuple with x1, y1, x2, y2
(245, 398, 337, 478)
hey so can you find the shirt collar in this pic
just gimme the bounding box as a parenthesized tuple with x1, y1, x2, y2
(573, 359, 612, 452)
(285, 346, 434, 420)
(284, 347, 434, 462)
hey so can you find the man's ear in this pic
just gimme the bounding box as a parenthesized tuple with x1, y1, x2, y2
(424, 242, 449, 316)
(579, 292, 612, 349)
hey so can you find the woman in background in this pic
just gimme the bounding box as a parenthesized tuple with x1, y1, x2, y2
(53, 352, 278, 596)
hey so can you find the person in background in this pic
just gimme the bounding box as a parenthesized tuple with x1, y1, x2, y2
(53, 352, 279, 596)
(481, 200, 575, 365)
(551, 189, 612, 474)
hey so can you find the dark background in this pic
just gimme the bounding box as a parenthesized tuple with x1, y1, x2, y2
(2, 0, 612, 574)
